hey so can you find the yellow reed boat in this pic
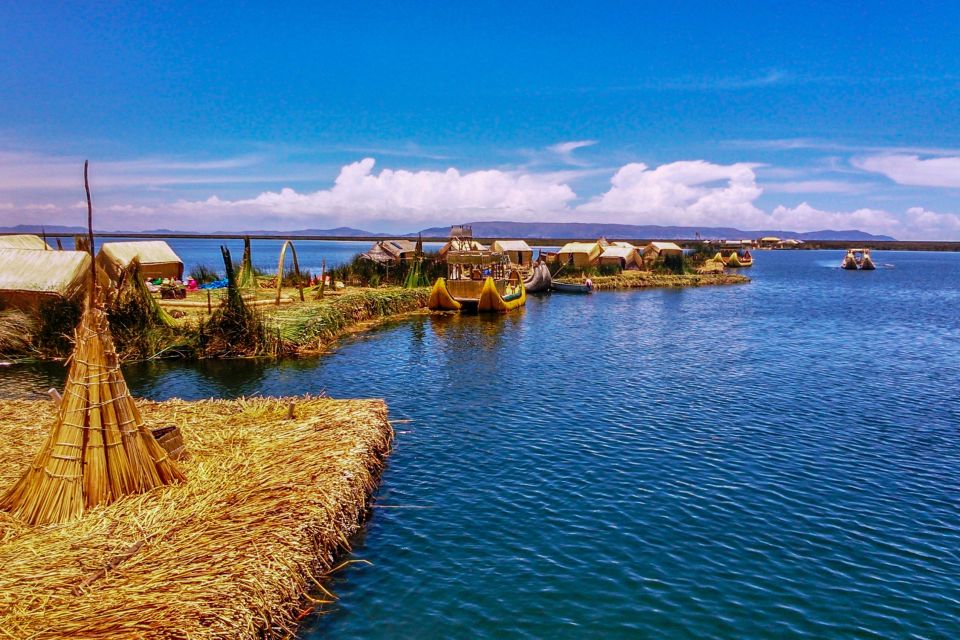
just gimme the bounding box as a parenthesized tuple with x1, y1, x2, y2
(428, 244, 526, 312)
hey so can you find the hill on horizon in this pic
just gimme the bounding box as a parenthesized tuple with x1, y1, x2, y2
(0, 222, 893, 241)
(414, 221, 895, 241)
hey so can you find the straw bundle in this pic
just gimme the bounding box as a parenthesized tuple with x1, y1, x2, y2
(0, 395, 392, 639)
(0, 305, 184, 525)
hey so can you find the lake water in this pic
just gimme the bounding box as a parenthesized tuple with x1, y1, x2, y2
(3, 250, 960, 639)
(78, 237, 445, 276)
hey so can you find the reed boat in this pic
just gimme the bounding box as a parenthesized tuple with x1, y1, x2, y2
(551, 281, 593, 294)
(428, 245, 526, 312)
(841, 248, 876, 270)
(523, 262, 552, 293)
(724, 249, 753, 267)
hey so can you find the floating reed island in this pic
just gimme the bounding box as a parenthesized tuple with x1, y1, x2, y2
(0, 394, 393, 639)
(555, 270, 749, 291)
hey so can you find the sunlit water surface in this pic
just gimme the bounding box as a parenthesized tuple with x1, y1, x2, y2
(3, 250, 959, 639)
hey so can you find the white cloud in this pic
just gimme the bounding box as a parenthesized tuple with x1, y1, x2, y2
(853, 154, 960, 188)
(174, 158, 577, 224)
(762, 180, 862, 194)
(105, 204, 155, 214)
(546, 140, 598, 166)
(577, 160, 766, 227)
(902, 207, 960, 239)
(0, 202, 13, 210)
(23, 203, 57, 211)
(767, 203, 901, 236)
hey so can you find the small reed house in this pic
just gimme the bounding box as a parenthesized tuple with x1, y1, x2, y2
(97, 240, 184, 282)
(556, 241, 602, 267)
(491, 240, 533, 266)
(0, 249, 91, 310)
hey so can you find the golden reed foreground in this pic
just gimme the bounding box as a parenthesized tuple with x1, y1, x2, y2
(0, 395, 393, 638)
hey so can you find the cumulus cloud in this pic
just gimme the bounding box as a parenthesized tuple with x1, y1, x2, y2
(174, 158, 577, 223)
(902, 207, 960, 239)
(766, 203, 902, 236)
(854, 154, 960, 188)
(577, 160, 766, 227)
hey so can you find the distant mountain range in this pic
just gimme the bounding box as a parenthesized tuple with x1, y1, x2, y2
(0, 222, 894, 241)
(414, 221, 895, 241)
(0, 224, 379, 237)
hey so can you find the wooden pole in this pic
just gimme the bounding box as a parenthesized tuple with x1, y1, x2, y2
(84, 160, 96, 308)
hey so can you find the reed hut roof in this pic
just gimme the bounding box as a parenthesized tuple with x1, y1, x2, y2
(0, 248, 91, 298)
(557, 241, 601, 257)
(98, 240, 182, 269)
(643, 241, 683, 256)
(380, 239, 417, 258)
(491, 240, 532, 253)
(439, 239, 487, 257)
(599, 246, 636, 259)
(612, 241, 636, 249)
(0, 305, 184, 525)
(0, 234, 53, 250)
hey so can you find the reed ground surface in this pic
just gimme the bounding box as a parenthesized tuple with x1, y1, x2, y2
(0, 395, 392, 639)
(556, 270, 750, 290)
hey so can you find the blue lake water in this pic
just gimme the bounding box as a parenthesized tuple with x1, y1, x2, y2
(2, 250, 960, 638)
(78, 237, 445, 275)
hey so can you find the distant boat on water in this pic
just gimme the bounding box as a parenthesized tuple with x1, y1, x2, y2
(841, 248, 876, 271)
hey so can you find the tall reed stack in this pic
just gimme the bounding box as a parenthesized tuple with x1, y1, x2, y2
(0, 304, 184, 525)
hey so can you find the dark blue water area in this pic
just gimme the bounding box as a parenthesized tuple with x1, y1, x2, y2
(3, 250, 960, 638)
(78, 237, 445, 275)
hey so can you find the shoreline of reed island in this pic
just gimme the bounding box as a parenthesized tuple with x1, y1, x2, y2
(555, 271, 750, 290)
(0, 286, 430, 362)
(0, 395, 393, 639)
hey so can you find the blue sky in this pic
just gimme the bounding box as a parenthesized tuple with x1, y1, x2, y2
(1, 1, 959, 238)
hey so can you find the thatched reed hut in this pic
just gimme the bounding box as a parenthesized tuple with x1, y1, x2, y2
(641, 241, 684, 266)
(97, 240, 184, 281)
(0, 248, 90, 310)
(360, 239, 418, 265)
(491, 240, 533, 266)
(0, 234, 53, 250)
(598, 245, 643, 270)
(557, 241, 602, 267)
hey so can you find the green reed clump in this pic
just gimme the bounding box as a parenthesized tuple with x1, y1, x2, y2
(189, 263, 220, 285)
(35, 298, 83, 356)
(106, 258, 188, 360)
(202, 246, 278, 357)
(269, 288, 428, 348)
(659, 253, 688, 274)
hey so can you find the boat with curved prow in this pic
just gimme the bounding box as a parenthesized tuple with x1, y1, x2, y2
(523, 262, 552, 293)
(841, 248, 876, 271)
(428, 238, 526, 312)
(724, 249, 753, 267)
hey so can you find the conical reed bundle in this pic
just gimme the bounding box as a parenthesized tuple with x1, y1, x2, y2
(0, 305, 184, 525)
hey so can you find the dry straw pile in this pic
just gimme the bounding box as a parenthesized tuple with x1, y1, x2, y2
(0, 395, 392, 639)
